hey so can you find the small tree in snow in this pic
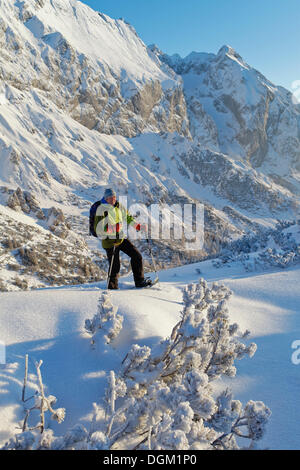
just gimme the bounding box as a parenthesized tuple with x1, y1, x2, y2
(85, 291, 123, 349)
(3, 283, 271, 450)
(87, 279, 270, 450)
(213, 221, 300, 272)
(2, 356, 65, 450)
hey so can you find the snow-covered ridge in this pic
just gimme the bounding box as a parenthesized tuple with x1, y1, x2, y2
(0, 0, 188, 137)
(16, 0, 173, 88)
(159, 43, 300, 196)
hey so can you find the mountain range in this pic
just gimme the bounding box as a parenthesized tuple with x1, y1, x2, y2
(0, 0, 299, 290)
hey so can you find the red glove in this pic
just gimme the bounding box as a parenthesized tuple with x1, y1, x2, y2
(135, 223, 148, 232)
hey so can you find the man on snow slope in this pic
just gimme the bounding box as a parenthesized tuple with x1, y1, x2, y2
(94, 188, 151, 289)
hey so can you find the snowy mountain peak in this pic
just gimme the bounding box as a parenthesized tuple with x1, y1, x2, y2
(218, 44, 239, 58)
(217, 44, 249, 69)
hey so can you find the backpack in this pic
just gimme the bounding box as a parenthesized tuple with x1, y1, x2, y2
(89, 200, 102, 237)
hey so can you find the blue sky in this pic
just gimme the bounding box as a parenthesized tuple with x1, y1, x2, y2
(80, 0, 299, 91)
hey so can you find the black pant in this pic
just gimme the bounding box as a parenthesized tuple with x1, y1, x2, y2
(105, 239, 144, 288)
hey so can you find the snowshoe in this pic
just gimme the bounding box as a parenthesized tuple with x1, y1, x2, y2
(135, 277, 157, 288)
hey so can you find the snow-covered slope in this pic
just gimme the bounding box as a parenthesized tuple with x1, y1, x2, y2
(0, 201, 107, 291)
(0, 0, 188, 137)
(1, 260, 300, 449)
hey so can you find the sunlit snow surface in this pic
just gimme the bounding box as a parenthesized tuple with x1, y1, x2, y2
(1, 259, 300, 450)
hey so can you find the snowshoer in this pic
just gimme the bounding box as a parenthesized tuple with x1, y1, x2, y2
(93, 188, 152, 290)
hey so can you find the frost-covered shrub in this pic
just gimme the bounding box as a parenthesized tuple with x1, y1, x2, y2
(3, 283, 270, 450)
(256, 246, 300, 269)
(85, 292, 123, 347)
(86, 279, 270, 450)
(213, 221, 300, 272)
(2, 424, 98, 451)
(2, 358, 66, 450)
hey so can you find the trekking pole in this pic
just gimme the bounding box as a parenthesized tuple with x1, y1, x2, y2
(146, 238, 159, 284)
(107, 244, 116, 289)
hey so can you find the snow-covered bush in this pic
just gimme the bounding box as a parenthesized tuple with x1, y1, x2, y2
(256, 246, 300, 269)
(213, 220, 300, 272)
(3, 283, 270, 450)
(91, 278, 267, 450)
(85, 291, 123, 348)
(2, 358, 66, 450)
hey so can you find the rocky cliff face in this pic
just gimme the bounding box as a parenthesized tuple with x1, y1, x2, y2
(159, 45, 300, 195)
(0, 0, 189, 138)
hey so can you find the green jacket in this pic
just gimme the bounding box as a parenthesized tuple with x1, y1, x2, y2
(94, 200, 136, 249)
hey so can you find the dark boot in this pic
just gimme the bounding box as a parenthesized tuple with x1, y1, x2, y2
(135, 277, 152, 288)
(108, 280, 119, 290)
